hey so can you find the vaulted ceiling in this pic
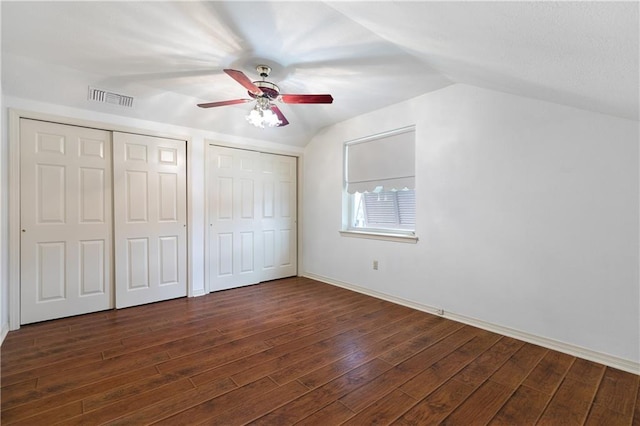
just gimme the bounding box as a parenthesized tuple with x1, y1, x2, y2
(2, 1, 638, 147)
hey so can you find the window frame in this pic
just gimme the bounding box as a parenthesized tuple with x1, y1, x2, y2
(342, 126, 418, 243)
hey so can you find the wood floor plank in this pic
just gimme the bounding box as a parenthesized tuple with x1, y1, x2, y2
(592, 367, 640, 419)
(338, 326, 481, 413)
(267, 311, 429, 386)
(0, 367, 158, 423)
(149, 377, 279, 425)
(252, 358, 393, 425)
(153, 328, 237, 359)
(33, 320, 147, 348)
(0, 336, 34, 357)
(187, 304, 398, 389)
(204, 381, 309, 425)
(634, 383, 640, 426)
(188, 342, 298, 388)
(231, 327, 364, 386)
(585, 403, 633, 426)
(394, 378, 476, 425)
(297, 347, 367, 389)
(537, 377, 600, 425)
(1, 277, 635, 425)
(399, 330, 502, 400)
(377, 319, 463, 365)
(151, 308, 302, 362)
(341, 388, 417, 425)
(0, 379, 38, 410)
(565, 357, 606, 386)
(1, 351, 103, 387)
(156, 337, 271, 377)
(100, 318, 223, 359)
(488, 384, 551, 425)
(63, 379, 199, 425)
(36, 350, 170, 393)
(2, 351, 168, 410)
(453, 337, 524, 387)
(262, 298, 389, 347)
(9, 401, 83, 426)
(231, 303, 412, 387)
(521, 350, 575, 395)
(263, 298, 387, 347)
(294, 401, 355, 425)
(536, 358, 607, 425)
(1, 339, 121, 377)
(441, 379, 512, 425)
(104, 377, 239, 425)
(82, 371, 185, 412)
(280, 314, 443, 393)
(490, 342, 548, 388)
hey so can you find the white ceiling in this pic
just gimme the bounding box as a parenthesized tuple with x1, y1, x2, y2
(2, 1, 638, 147)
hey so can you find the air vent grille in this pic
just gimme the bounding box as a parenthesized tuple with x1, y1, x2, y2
(88, 86, 134, 108)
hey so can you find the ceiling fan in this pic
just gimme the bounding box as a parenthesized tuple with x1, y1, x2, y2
(197, 65, 333, 128)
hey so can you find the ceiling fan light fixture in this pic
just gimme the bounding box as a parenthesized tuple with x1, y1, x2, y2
(198, 66, 332, 128)
(246, 101, 282, 128)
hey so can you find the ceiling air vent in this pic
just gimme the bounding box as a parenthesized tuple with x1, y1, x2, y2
(88, 86, 134, 108)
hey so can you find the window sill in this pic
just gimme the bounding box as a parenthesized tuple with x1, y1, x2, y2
(339, 230, 418, 244)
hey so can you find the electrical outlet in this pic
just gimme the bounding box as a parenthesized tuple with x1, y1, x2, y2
(435, 308, 444, 316)
(373, 260, 379, 270)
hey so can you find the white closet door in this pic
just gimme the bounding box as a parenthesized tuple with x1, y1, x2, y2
(208, 145, 297, 292)
(208, 146, 262, 291)
(259, 152, 297, 281)
(20, 119, 113, 324)
(113, 132, 187, 308)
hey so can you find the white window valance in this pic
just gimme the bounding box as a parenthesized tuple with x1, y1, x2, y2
(345, 126, 415, 194)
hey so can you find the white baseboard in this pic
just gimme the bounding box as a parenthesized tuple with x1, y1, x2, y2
(302, 272, 639, 375)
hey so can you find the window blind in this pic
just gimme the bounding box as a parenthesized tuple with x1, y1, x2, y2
(362, 190, 415, 229)
(396, 190, 416, 226)
(363, 192, 398, 225)
(345, 127, 415, 194)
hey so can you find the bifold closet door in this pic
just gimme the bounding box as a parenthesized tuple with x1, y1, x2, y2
(20, 119, 113, 324)
(113, 132, 187, 308)
(259, 152, 297, 282)
(208, 145, 297, 292)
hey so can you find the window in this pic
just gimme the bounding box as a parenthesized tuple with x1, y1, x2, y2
(352, 189, 416, 231)
(343, 126, 416, 241)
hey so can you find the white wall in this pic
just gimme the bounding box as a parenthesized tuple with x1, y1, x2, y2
(302, 84, 639, 367)
(0, 95, 303, 334)
(0, 6, 6, 339)
(0, 96, 15, 338)
(1, 98, 6, 340)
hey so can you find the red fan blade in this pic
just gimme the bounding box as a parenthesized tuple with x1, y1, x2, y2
(270, 105, 289, 126)
(224, 69, 263, 96)
(280, 94, 333, 104)
(197, 99, 253, 108)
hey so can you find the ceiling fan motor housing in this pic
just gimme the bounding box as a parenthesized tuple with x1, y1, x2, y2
(250, 80, 280, 100)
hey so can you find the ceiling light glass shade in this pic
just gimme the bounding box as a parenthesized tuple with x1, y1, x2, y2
(246, 99, 282, 128)
(246, 107, 282, 128)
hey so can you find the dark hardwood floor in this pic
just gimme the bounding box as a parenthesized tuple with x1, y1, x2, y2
(2, 277, 638, 425)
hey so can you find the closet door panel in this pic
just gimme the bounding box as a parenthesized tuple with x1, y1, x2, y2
(113, 132, 187, 308)
(20, 119, 113, 324)
(260, 153, 297, 281)
(208, 146, 262, 291)
(208, 146, 297, 292)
